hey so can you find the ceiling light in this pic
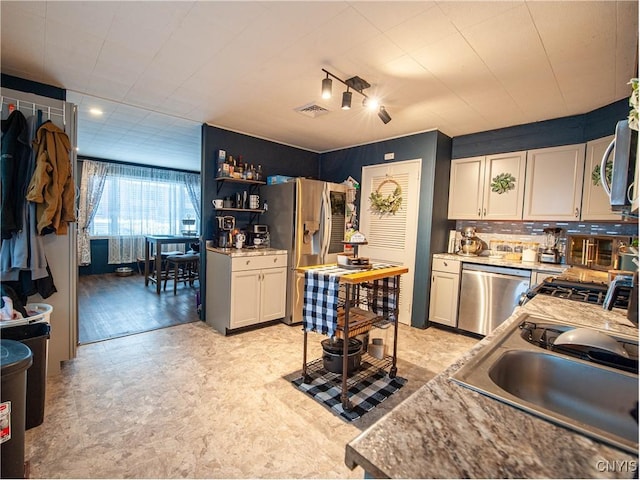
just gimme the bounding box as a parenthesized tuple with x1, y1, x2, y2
(341, 89, 352, 110)
(363, 97, 379, 110)
(89, 108, 103, 116)
(378, 106, 392, 124)
(320, 68, 392, 123)
(321, 75, 332, 99)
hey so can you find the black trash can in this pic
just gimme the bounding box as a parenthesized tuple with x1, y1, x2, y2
(1, 322, 50, 429)
(1, 339, 33, 479)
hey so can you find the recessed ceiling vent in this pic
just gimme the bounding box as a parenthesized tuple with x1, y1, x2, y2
(295, 102, 330, 118)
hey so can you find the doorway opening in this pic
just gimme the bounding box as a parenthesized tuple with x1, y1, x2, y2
(78, 271, 199, 344)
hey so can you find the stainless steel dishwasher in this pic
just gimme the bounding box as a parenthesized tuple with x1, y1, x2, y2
(457, 263, 530, 336)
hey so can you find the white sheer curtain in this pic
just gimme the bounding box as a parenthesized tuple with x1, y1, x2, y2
(183, 173, 201, 222)
(82, 161, 200, 265)
(77, 160, 108, 266)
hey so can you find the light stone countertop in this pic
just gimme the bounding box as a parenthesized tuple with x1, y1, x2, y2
(206, 246, 287, 257)
(345, 296, 639, 479)
(433, 252, 567, 273)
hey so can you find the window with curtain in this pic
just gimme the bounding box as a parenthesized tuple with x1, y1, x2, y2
(90, 173, 197, 236)
(80, 160, 200, 264)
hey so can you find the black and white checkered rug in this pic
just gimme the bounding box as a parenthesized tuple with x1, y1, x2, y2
(291, 369, 407, 422)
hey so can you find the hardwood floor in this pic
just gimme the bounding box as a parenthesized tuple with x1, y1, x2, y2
(78, 272, 200, 344)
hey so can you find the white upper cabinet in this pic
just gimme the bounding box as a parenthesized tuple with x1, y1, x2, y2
(448, 156, 484, 219)
(581, 135, 620, 220)
(482, 151, 527, 220)
(448, 152, 526, 220)
(523, 144, 586, 221)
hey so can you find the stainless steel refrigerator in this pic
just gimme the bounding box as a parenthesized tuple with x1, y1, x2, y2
(261, 178, 348, 324)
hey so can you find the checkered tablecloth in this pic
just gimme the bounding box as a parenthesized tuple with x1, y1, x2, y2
(302, 263, 398, 337)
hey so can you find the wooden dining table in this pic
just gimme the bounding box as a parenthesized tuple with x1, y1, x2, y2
(144, 234, 199, 294)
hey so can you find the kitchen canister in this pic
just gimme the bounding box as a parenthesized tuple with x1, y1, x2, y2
(522, 248, 537, 263)
(368, 338, 385, 360)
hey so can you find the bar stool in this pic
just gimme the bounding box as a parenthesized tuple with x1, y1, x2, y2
(164, 253, 200, 295)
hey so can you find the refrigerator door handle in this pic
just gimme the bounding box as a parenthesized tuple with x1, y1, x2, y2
(319, 186, 330, 262)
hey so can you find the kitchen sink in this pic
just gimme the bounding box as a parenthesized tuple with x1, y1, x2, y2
(450, 314, 639, 454)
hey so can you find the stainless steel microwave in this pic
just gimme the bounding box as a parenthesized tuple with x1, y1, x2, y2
(601, 119, 637, 212)
(566, 235, 630, 271)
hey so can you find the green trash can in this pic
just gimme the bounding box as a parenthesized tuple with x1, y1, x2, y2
(0, 339, 33, 479)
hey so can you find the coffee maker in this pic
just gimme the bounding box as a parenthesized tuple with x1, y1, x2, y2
(540, 227, 562, 264)
(216, 216, 235, 248)
(248, 224, 269, 247)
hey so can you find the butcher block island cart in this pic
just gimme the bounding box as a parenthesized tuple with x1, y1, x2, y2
(297, 263, 408, 411)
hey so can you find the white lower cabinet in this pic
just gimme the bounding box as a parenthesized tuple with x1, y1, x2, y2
(530, 270, 552, 287)
(207, 250, 287, 334)
(428, 258, 461, 328)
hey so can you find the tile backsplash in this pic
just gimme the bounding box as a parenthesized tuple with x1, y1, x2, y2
(455, 220, 638, 237)
(453, 220, 638, 263)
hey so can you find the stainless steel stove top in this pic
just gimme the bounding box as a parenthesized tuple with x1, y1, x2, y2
(528, 278, 631, 309)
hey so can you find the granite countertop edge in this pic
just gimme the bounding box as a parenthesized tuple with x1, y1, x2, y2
(433, 252, 567, 273)
(345, 296, 639, 479)
(206, 247, 287, 257)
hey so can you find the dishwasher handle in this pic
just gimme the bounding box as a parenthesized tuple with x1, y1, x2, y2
(462, 263, 530, 278)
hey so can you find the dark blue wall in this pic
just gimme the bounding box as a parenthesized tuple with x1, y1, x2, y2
(319, 130, 455, 328)
(200, 125, 319, 242)
(78, 239, 137, 276)
(199, 125, 319, 320)
(451, 99, 629, 158)
(1, 73, 66, 100)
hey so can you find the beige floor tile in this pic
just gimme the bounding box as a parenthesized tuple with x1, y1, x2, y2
(24, 320, 477, 478)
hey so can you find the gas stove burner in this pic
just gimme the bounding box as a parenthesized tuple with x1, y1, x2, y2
(527, 278, 630, 309)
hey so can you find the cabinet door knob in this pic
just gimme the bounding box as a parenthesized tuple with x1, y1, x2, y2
(443, 261, 448, 266)
(575, 207, 579, 218)
(273, 258, 277, 263)
(477, 209, 481, 217)
(483, 208, 486, 216)
(246, 260, 250, 265)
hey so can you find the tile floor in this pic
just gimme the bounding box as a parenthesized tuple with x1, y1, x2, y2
(25, 321, 478, 478)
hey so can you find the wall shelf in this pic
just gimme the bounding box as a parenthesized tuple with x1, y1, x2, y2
(215, 177, 265, 195)
(213, 207, 265, 214)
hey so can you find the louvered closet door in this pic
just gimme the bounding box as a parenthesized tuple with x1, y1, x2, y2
(359, 159, 421, 325)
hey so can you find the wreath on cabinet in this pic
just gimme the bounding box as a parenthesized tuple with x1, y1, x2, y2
(591, 162, 613, 187)
(490, 172, 516, 194)
(369, 178, 402, 214)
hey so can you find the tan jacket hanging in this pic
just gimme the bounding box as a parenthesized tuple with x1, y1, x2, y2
(26, 121, 76, 235)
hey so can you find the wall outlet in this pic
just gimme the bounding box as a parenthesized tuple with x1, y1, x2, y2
(384, 152, 394, 160)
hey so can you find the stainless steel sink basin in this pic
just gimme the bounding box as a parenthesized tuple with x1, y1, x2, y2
(451, 314, 639, 453)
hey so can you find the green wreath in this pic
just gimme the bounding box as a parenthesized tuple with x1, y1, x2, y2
(370, 179, 402, 214)
(592, 162, 613, 187)
(490, 172, 516, 194)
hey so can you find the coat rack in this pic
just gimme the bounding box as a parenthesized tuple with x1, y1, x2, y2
(1, 96, 66, 126)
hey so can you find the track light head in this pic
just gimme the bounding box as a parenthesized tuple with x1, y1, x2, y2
(341, 90, 352, 110)
(321, 69, 391, 123)
(378, 106, 392, 124)
(321, 76, 332, 99)
(363, 97, 379, 110)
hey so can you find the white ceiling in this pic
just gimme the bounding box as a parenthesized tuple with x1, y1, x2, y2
(2, 1, 638, 172)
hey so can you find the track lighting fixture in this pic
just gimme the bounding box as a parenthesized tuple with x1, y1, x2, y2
(378, 106, 392, 124)
(321, 74, 332, 99)
(320, 68, 392, 123)
(341, 89, 352, 110)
